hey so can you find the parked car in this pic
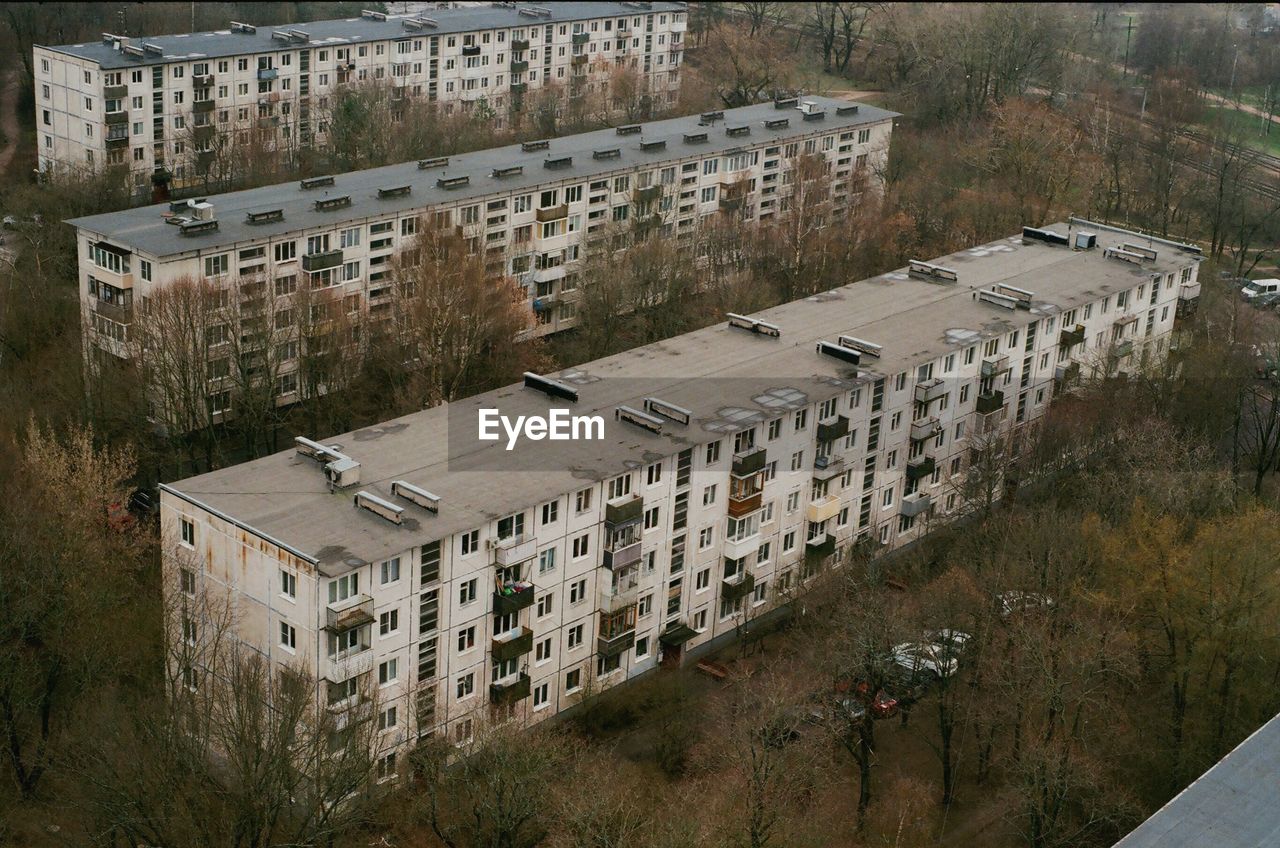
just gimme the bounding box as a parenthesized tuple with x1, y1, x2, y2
(998, 590, 1056, 618)
(925, 629, 973, 654)
(1241, 278, 1280, 300)
(1250, 291, 1280, 309)
(892, 642, 960, 679)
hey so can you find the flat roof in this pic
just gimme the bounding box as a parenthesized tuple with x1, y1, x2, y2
(43, 2, 686, 70)
(1114, 712, 1280, 848)
(165, 220, 1200, 571)
(67, 97, 897, 259)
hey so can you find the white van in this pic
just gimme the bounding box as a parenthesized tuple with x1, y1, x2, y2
(1242, 279, 1280, 300)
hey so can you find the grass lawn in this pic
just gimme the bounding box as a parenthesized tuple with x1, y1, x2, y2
(1203, 105, 1280, 158)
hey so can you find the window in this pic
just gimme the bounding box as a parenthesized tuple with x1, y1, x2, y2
(457, 626, 476, 652)
(575, 487, 593, 513)
(460, 530, 479, 555)
(572, 534, 590, 559)
(458, 578, 477, 605)
(328, 573, 360, 604)
(570, 578, 587, 604)
(541, 499, 559, 524)
(790, 451, 804, 472)
(536, 592, 554, 618)
(280, 569, 296, 599)
(705, 440, 722, 464)
(535, 638, 553, 663)
(204, 254, 229, 277)
(378, 658, 399, 685)
(702, 484, 717, 506)
(280, 622, 296, 650)
(380, 609, 399, 636)
(533, 681, 549, 709)
(567, 624, 584, 649)
(379, 706, 398, 730)
(539, 547, 556, 574)
(380, 557, 401, 584)
(566, 668, 582, 691)
(456, 672, 475, 699)
(608, 473, 632, 500)
(180, 517, 195, 547)
(698, 526, 714, 549)
(647, 461, 663, 485)
(179, 567, 196, 596)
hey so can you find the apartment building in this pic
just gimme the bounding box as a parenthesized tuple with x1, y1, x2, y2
(67, 96, 897, 412)
(159, 219, 1202, 766)
(35, 2, 688, 191)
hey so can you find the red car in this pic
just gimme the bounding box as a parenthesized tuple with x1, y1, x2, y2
(835, 680, 899, 719)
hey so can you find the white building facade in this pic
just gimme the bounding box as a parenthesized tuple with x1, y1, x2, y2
(35, 2, 688, 191)
(159, 220, 1203, 767)
(68, 97, 897, 417)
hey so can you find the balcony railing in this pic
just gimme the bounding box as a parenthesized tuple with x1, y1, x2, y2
(105, 110, 129, 125)
(494, 534, 537, 566)
(806, 494, 841, 523)
(602, 539, 642, 571)
(257, 68, 278, 81)
(92, 298, 133, 324)
(813, 455, 844, 481)
(325, 595, 374, 632)
(731, 447, 766, 477)
(193, 99, 215, 114)
(633, 185, 662, 204)
(104, 83, 128, 99)
(510, 59, 529, 73)
(914, 378, 946, 404)
(572, 32, 590, 45)
(510, 82, 527, 95)
(302, 249, 343, 272)
(490, 673, 531, 704)
(192, 73, 214, 88)
(493, 582, 535, 615)
(901, 492, 932, 518)
(535, 204, 568, 223)
(805, 532, 835, 561)
(727, 490, 762, 518)
(906, 455, 935, 483)
(491, 627, 534, 663)
(1059, 324, 1085, 348)
(512, 38, 530, 51)
(981, 354, 1010, 376)
(571, 54, 588, 67)
(322, 648, 373, 683)
(816, 415, 849, 443)
(910, 417, 942, 442)
(722, 570, 756, 601)
(604, 496, 643, 527)
(1114, 339, 1134, 358)
(597, 629, 636, 659)
(976, 390, 1005, 415)
(598, 583, 641, 614)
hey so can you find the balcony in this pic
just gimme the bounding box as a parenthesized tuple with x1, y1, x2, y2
(727, 487, 762, 519)
(491, 627, 534, 663)
(325, 594, 373, 631)
(597, 629, 636, 659)
(510, 59, 529, 73)
(805, 532, 835, 561)
(104, 83, 128, 99)
(536, 204, 568, 223)
(192, 73, 214, 88)
(572, 32, 590, 45)
(193, 124, 216, 144)
(105, 110, 129, 125)
(806, 494, 841, 524)
(719, 195, 744, 213)
(494, 534, 537, 566)
(462, 45, 481, 57)
(602, 539, 642, 571)
(512, 38, 530, 51)
(1178, 281, 1201, 302)
(977, 406, 1006, 434)
(106, 134, 129, 150)
(571, 54, 588, 67)
(322, 648, 373, 684)
(659, 621, 698, 647)
(731, 447, 766, 477)
(981, 354, 1010, 377)
(1059, 324, 1085, 348)
(901, 491, 932, 518)
(722, 570, 756, 602)
(914, 378, 946, 404)
(302, 249, 343, 272)
(490, 673, 531, 704)
(906, 455, 935, 483)
(910, 417, 942, 442)
(671, 20, 688, 33)
(816, 415, 849, 443)
(605, 496, 643, 527)
(1114, 339, 1134, 358)
(91, 298, 133, 324)
(633, 185, 662, 204)
(196, 149, 215, 168)
(193, 99, 215, 114)
(257, 67, 278, 81)
(1054, 361, 1081, 388)
(510, 82, 527, 95)
(976, 390, 1005, 415)
(812, 455, 844, 481)
(493, 582, 536, 615)
(599, 583, 641, 614)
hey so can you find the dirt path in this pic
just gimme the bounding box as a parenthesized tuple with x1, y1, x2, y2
(0, 69, 22, 179)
